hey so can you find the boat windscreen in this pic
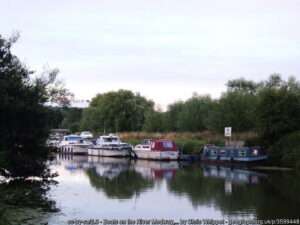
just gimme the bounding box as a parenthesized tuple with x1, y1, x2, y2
(66, 136, 81, 141)
(103, 137, 119, 142)
(162, 141, 173, 148)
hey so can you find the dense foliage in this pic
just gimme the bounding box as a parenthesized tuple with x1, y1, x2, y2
(0, 34, 70, 177)
(268, 132, 300, 169)
(80, 90, 154, 132)
(256, 75, 300, 146)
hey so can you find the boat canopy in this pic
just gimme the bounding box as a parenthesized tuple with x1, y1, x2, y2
(151, 140, 177, 151)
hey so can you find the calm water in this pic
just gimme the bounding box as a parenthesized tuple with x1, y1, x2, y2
(2, 155, 299, 225)
(44, 155, 300, 225)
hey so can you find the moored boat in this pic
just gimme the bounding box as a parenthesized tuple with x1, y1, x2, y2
(46, 129, 69, 149)
(88, 134, 131, 157)
(46, 136, 61, 149)
(80, 131, 93, 139)
(133, 139, 179, 160)
(58, 135, 92, 155)
(201, 144, 268, 162)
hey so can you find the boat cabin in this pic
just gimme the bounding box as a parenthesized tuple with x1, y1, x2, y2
(96, 134, 121, 145)
(61, 135, 84, 144)
(134, 139, 178, 152)
(151, 140, 178, 152)
(202, 145, 267, 162)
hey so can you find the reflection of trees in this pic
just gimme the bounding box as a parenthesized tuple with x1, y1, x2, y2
(0, 180, 58, 225)
(255, 172, 300, 219)
(0, 147, 58, 225)
(168, 166, 300, 219)
(168, 166, 226, 207)
(86, 168, 154, 199)
(168, 166, 262, 213)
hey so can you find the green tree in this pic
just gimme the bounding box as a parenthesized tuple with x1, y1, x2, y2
(61, 107, 83, 132)
(143, 109, 165, 132)
(227, 78, 261, 94)
(0, 34, 70, 177)
(213, 91, 258, 132)
(80, 90, 154, 132)
(257, 75, 300, 146)
(164, 101, 184, 131)
(177, 94, 214, 132)
(45, 107, 64, 129)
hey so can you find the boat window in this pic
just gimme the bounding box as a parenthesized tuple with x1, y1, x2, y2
(66, 136, 81, 141)
(143, 139, 151, 145)
(162, 141, 173, 148)
(211, 150, 217, 156)
(239, 149, 246, 157)
(220, 149, 226, 155)
(103, 137, 119, 142)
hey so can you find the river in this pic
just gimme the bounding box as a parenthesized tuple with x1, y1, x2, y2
(1, 154, 300, 225)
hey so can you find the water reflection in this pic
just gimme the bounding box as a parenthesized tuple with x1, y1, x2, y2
(49, 155, 300, 224)
(202, 165, 267, 195)
(0, 148, 58, 225)
(133, 160, 179, 181)
(86, 158, 154, 199)
(168, 164, 267, 217)
(202, 165, 267, 185)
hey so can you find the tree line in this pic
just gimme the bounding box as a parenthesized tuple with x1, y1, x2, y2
(57, 74, 300, 168)
(61, 74, 300, 140)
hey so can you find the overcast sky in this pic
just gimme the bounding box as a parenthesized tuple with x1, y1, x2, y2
(1, 0, 300, 107)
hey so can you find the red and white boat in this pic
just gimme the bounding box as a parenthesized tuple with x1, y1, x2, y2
(133, 139, 179, 160)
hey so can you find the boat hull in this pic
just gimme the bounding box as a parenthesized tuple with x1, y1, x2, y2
(133, 150, 179, 160)
(88, 148, 130, 157)
(58, 144, 90, 155)
(202, 145, 268, 163)
(202, 155, 268, 162)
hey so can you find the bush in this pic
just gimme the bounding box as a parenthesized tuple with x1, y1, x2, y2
(175, 139, 205, 154)
(244, 136, 263, 146)
(270, 131, 300, 169)
(209, 138, 225, 147)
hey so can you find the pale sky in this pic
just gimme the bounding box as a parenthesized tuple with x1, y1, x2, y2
(1, 0, 300, 107)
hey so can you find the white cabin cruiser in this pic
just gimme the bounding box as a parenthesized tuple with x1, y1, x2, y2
(80, 131, 93, 139)
(46, 136, 61, 148)
(88, 134, 131, 157)
(58, 135, 92, 155)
